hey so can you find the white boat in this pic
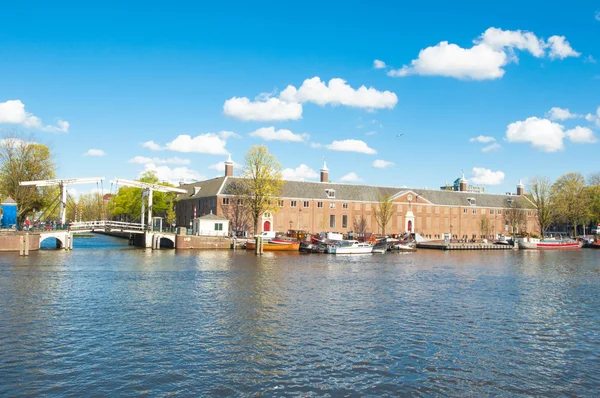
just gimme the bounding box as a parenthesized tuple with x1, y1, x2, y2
(517, 237, 582, 250)
(327, 240, 373, 254)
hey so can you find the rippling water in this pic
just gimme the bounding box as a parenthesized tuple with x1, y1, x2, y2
(1, 235, 599, 396)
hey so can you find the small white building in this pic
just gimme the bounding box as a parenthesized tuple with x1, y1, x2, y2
(192, 212, 230, 236)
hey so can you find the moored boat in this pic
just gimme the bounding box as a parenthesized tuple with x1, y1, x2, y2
(327, 240, 373, 254)
(517, 238, 582, 250)
(245, 241, 300, 251)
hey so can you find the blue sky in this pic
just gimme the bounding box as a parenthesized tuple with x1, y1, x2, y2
(1, 0, 599, 195)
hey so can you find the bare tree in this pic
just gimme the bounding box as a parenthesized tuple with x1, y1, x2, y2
(353, 214, 368, 237)
(528, 176, 555, 237)
(479, 213, 490, 238)
(374, 192, 395, 236)
(504, 202, 527, 236)
(220, 180, 251, 235)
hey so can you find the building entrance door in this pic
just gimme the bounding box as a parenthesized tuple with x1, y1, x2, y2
(263, 221, 271, 231)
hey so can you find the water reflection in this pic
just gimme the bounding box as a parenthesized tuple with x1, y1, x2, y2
(0, 235, 599, 396)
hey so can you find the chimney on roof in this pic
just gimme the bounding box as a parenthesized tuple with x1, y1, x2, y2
(320, 159, 329, 183)
(224, 154, 234, 177)
(459, 170, 467, 192)
(517, 179, 524, 196)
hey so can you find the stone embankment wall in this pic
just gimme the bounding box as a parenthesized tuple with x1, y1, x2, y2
(0, 233, 40, 252)
(176, 235, 230, 249)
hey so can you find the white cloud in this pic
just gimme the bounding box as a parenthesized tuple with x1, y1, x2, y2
(249, 126, 308, 142)
(470, 167, 505, 185)
(142, 141, 162, 151)
(482, 143, 502, 152)
(84, 149, 105, 156)
(505, 117, 566, 152)
(387, 27, 579, 80)
(547, 36, 581, 59)
(310, 142, 322, 149)
(282, 164, 319, 181)
(365, 131, 377, 136)
(373, 159, 395, 168)
(585, 55, 597, 64)
(128, 156, 190, 165)
(67, 188, 78, 197)
(142, 163, 205, 184)
(469, 135, 496, 143)
(585, 107, 600, 126)
(223, 97, 302, 122)
(279, 77, 398, 109)
(339, 172, 363, 182)
(0, 99, 69, 132)
(218, 131, 241, 139)
(505, 117, 597, 152)
(325, 139, 377, 154)
(565, 126, 597, 143)
(373, 59, 386, 69)
(596, 11, 600, 21)
(546, 107, 580, 120)
(165, 133, 228, 155)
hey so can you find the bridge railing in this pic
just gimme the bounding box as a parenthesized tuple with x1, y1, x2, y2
(70, 220, 145, 231)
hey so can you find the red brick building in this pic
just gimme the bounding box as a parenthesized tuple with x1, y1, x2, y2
(175, 160, 537, 239)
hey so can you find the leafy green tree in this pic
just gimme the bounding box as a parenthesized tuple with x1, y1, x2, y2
(109, 171, 176, 221)
(553, 172, 589, 236)
(238, 145, 283, 235)
(0, 135, 56, 224)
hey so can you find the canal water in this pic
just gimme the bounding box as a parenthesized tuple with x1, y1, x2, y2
(1, 234, 599, 396)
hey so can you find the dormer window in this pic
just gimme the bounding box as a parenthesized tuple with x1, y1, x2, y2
(507, 198, 514, 207)
(325, 189, 335, 198)
(193, 187, 201, 195)
(467, 197, 476, 206)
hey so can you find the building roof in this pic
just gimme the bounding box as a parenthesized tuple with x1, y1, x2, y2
(177, 177, 227, 200)
(1, 196, 17, 205)
(197, 212, 229, 221)
(179, 177, 536, 209)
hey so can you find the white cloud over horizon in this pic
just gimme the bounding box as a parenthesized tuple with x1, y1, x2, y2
(325, 139, 377, 154)
(223, 97, 303, 122)
(339, 172, 363, 182)
(469, 135, 496, 143)
(164, 133, 229, 155)
(249, 126, 308, 142)
(470, 167, 505, 185)
(129, 156, 190, 165)
(0, 100, 69, 132)
(373, 159, 395, 168)
(505, 117, 597, 152)
(546, 107, 580, 120)
(142, 163, 205, 184)
(83, 149, 105, 156)
(373, 59, 386, 69)
(386, 27, 580, 80)
(142, 141, 162, 151)
(282, 164, 319, 181)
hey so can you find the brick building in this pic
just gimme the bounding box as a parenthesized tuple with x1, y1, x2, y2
(175, 159, 537, 239)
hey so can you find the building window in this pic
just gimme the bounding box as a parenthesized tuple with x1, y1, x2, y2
(278, 200, 284, 207)
(472, 209, 477, 214)
(215, 223, 223, 231)
(329, 215, 335, 228)
(329, 202, 336, 209)
(317, 202, 323, 208)
(342, 215, 348, 228)
(497, 210, 502, 215)
(467, 198, 476, 205)
(264, 212, 271, 218)
(291, 200, 297, 207)
(326, 189, 336, 198)
(237, 199, 243, 205)
(222, 197, 230, 205)
(303, 201, 310, 208)
(343, 202, 348, 209)
(490, 209, 494, 215)
(463, 208, 468, 214)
